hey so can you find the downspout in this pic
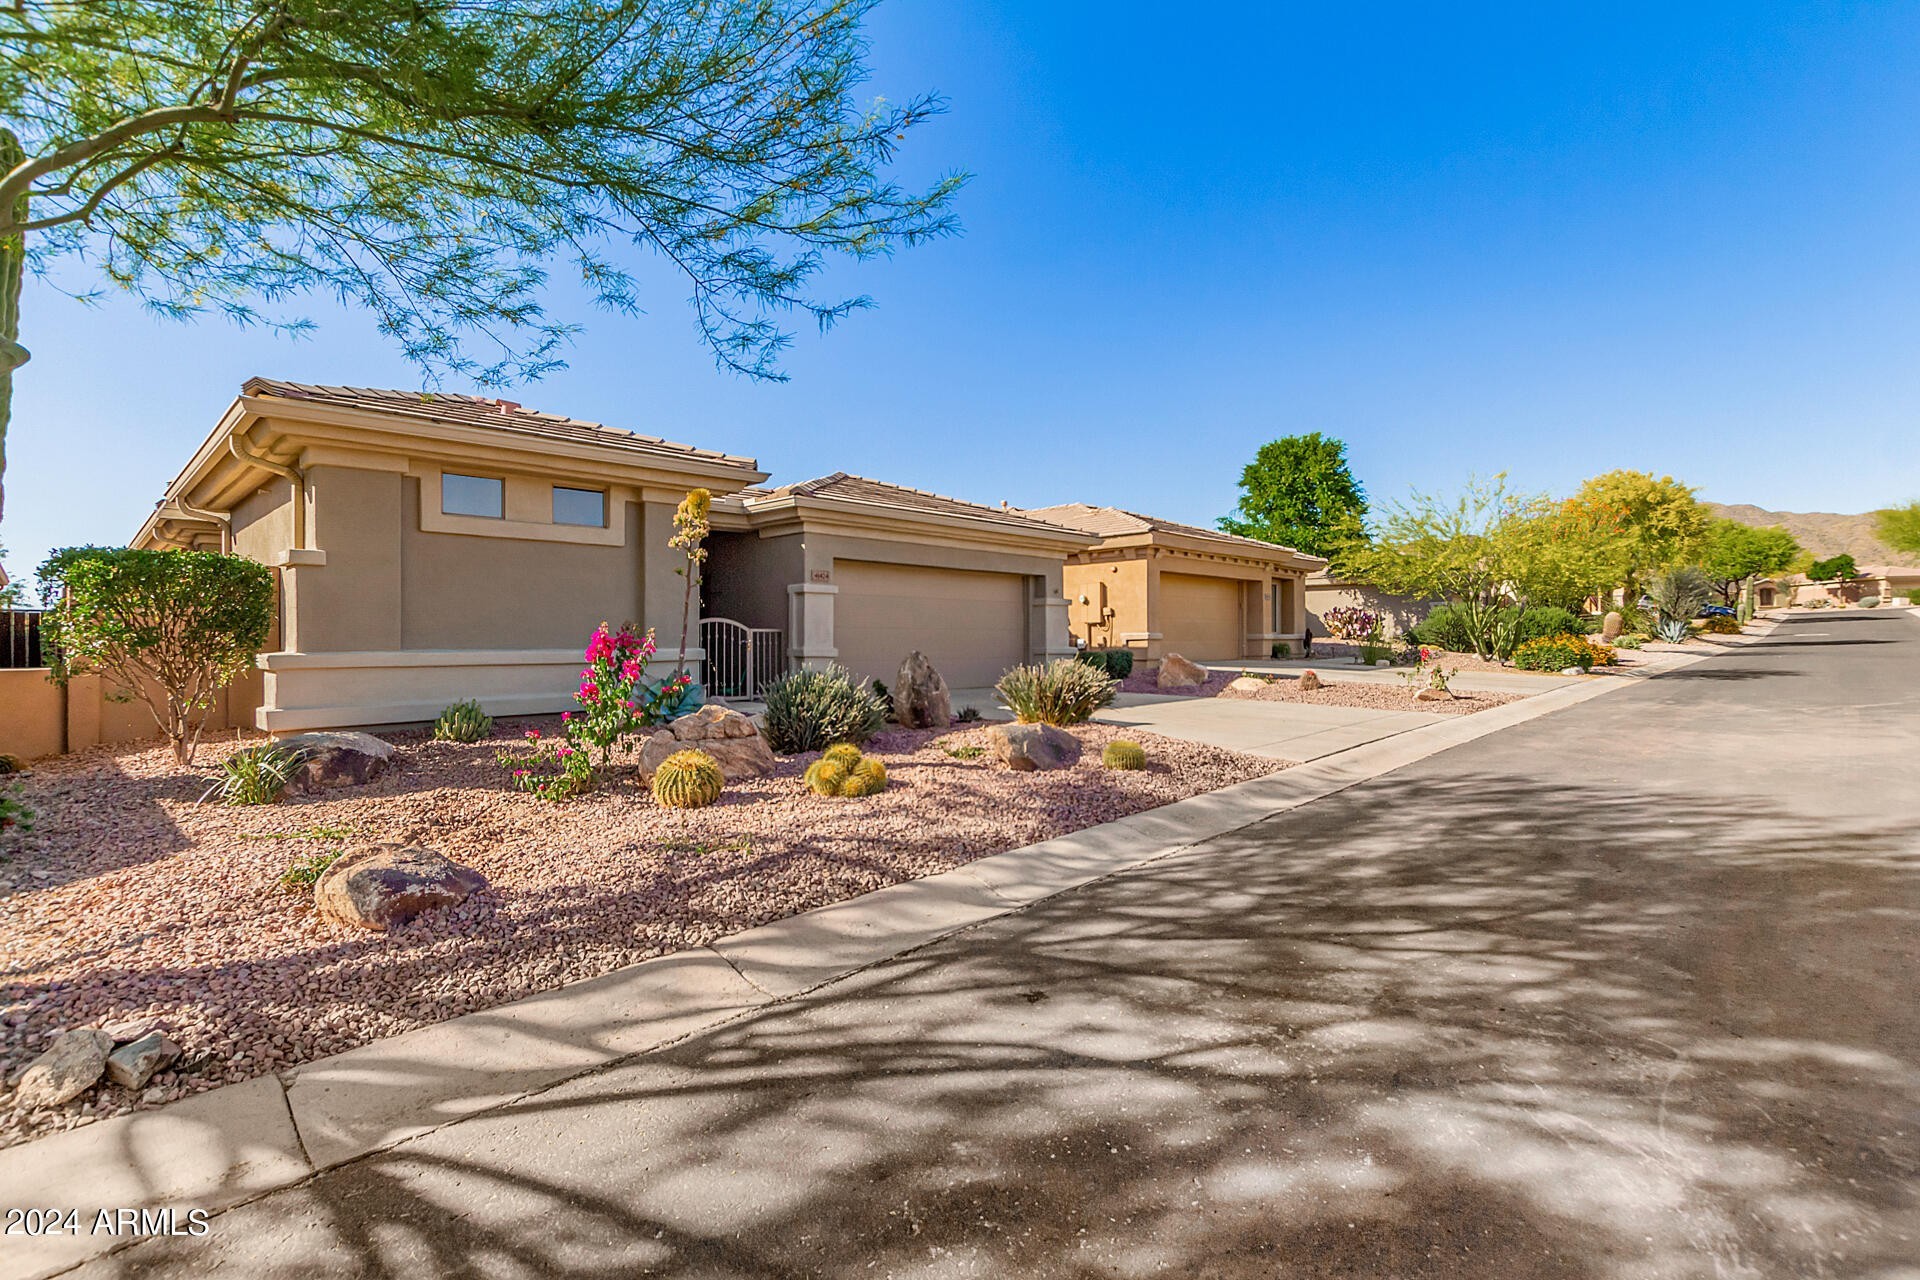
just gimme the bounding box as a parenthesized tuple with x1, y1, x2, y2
(167, 497, 232, 553)
(228, 425, 307, 550)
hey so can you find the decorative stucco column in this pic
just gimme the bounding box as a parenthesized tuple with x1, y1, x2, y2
(1033, 585, 1075, 663)
(787, 582, 838, 670)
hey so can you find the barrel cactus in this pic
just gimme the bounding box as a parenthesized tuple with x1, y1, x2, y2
(823, 743, 864, 769)
(651, 749, 724, 809)
(806, 748, 888, 797)
(1102, 739, 1147, 771)
(804, 757, 851, 796)
(432, 699, 493, 743)
(842, 757, 888, 796)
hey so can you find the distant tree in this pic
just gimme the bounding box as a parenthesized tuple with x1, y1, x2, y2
(1701, 520, 1802, 605)
(1808, 553, 1858, 583)
(1876, 501, 1920, 556)
(1566, 470, 1707, 598)
(39, 547, 275, 765)
(1219, 433, 1367, 558)
(0, 0, 965, 529)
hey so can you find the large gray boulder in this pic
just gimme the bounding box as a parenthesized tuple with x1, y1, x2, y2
(989, 723, 1081, 771)
(638, 703, 774, 781)
(13, 1029, 114, 1107)
(315, 843, 487, 932)
(276, 731, 395, 793)
(893, 651, 954, 730)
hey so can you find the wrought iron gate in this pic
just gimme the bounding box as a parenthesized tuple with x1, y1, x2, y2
(698, 617, 786, 699)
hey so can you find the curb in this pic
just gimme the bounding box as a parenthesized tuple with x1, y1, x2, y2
(0, 651, 1709, 1280)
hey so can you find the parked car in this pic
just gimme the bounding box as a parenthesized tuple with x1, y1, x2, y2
(1698, 605, 1736, 618)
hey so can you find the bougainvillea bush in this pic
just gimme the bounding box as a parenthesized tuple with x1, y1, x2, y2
(497, 623, 691, 800)
(1321, 606, 1382, 641)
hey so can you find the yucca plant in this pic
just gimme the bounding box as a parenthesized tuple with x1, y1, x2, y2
(432, 699, 493, 743)
(994, 659, 1118, 726)
(762, 665, 886, 753)
(209, 742, 305, 806)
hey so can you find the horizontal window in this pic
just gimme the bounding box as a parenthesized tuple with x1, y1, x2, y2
(553, 486, 606, 528)
(442, 473, 504, 519)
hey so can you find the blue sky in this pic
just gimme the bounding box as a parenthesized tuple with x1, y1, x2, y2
(8, 1, 1920, 582)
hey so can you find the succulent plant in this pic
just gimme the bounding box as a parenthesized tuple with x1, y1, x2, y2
(432, 699, 494, 743)
(804, 757, 851, 796)
(823, 743, 864, 769)
(762, 665, 886, 753)
(651, 749, 724, 809)
(1101, 739, 1146, 771)
(806, 749, 888, 797)
(841, 757, 888, 796)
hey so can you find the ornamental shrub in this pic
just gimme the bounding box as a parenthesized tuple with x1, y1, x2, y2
(1076, 648, 1135, 680)
(995, 658, 1118, 725)
(39, 547, 274, 766)
(211, 742, 304, 805)
(1407, 604, 1475, 652)
(1511, 633, 1617, 672)
(763, 665, 886, 753)
(1321, 606, 1380, 641)
(1512, 607, 1584, 647)
(1702, 615, 1742, 634)
(498, 622, 688, 799)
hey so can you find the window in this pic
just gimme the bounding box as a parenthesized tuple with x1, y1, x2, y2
(442, 473, 503, 519)
(552, 486, 606, 528)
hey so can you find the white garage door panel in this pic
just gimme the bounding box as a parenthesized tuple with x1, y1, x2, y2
(1160, 572, 1242, 660)
(835, 561, 1027, 687)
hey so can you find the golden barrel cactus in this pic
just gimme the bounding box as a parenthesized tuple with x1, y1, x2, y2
(806, 748, 888, 797)
(804, 757, 851, 796)
(1102, 739, 1147, 771)
(841, 757, 889, 796)
(652, 749, 724, 809)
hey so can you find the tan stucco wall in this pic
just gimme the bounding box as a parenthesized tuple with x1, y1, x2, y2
(401, 483, 646, 649)
(0, 669, 64, 760)
(0, 670, 243, 761)
(1065, 551, 1308, 663)
(1305, 579, 1425, 638)
(1064, 558, 1149, 651)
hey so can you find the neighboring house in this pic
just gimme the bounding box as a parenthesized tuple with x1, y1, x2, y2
(1015, 504, 1324, 665)
(130, 382, 1091, 734)
(1757, 566, 1920, 608)
(1304, 571, 1426, 639)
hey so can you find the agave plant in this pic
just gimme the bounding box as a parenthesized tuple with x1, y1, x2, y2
(1657, 617, 1692, 644)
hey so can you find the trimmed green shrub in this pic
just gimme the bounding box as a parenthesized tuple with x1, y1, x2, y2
(762, 665, 886, 754)
(1857, 595, 1881, 608)
(1513, 607, 1584, 647)
(1406, 604, 1475, 651)
(1076, 648, 1135, 680)
(1270, 641, 1290, 659)
(1701, 615, 1742, 634)
(995, 659, 1119, 725)
(1102, 739, 1146, 770)
(432, 699, 493, 743)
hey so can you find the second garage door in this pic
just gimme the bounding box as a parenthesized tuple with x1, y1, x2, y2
(1159, 572, 1243, 660)
(834, 561, 1028, 688)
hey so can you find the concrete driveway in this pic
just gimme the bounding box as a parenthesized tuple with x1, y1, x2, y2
(63, 610, 1920, 1278)
(1095, 690, 1434, 760)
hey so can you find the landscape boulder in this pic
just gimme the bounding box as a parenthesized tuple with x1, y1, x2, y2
(106, 1032, 182, 1091)
(638, 704, 774, 782)
(893, 651, 954, 730)
(1298, 670, 1322, 692)
(13, 1029, 114, 1108)
(989, 723, 1081, 771)
(1224, 676, 1269, 696)
(315, 843, 488, 932)
(276, 731, 395, 793)
(1414, 686, 1455, 703)
(1157, 653, 1209, 690)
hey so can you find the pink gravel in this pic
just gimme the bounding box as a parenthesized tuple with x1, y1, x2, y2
(1120, 668, 1524, 715)
(0, 719, 1277, 1149)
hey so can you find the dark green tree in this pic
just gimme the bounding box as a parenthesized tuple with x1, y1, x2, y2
(1219, 433, 1367, 558)
(1701, 519, 1801, 604)
(0, 0, 965, 527)
(1808, 553, 1858, 583)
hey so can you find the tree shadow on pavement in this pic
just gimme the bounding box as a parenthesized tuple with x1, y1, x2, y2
(91, 765, 1920, 1280)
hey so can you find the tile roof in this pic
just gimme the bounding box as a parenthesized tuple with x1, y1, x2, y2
(740, 472, 1092, 536)
(1017, 503, 1317, 559)
(242, 378, 758, 469)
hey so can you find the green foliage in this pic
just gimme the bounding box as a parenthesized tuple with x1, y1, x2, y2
(955, 706, 983, 723)
(1657, 617, 1692, 643)
(1270, 642, 1290, 659)
(1875, 502, 1920, 556)
(994, 658, 1118, 726)
(1648, 566, 1712, 625)
(1701, 615, 1742, 633)
(1566, 471, 1709, 593)
(1613, 633, 1645, 649)
(1219, 433, 1368, 557)
(762, 665, 886, 754)
(1406, 604, 1476, 652)
(1101, 739, 1146, 771)
(277, 850, 343, 895)
(823, 743, 865, 769)
(212, 742, 303, 806)
(1856, 595, 1880, 608)
(1512, 607, 1584, 647)
(1407, 603, 1581, 657)
(1076, 648, 1135, 680)
(651, 749, 724, 809)
(432, 699, 493, 744)
(0, 753, 20, 774)
(1809, 553, 1858, 582)
(1701, 520, 1801, 602)
(805, 747, 887, 797)
(0, 786, 30, 834)
(942, 743, 986, 760)
(1511, 634, 1614, 672)
(38, 547, 273, 765)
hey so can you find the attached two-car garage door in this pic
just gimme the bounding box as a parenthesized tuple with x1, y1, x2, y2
(1159, 572, 1243, 661)
(834, 561, 1028, 688)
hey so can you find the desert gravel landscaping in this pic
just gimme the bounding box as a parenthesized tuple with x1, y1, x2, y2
(1122, 667, 1527, 714)
(0, 718, 1276, 1150)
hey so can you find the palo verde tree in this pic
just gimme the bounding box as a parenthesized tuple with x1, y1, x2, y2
(1700, 519, 1801, 605)
(1565, 470, 1708, 601)
(1219, 432, 1367, 558)
(0, 0, 964, 527)
(39, 546, 275, 765)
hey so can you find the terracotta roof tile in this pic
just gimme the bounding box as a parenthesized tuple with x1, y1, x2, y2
(1018, 503, 1318, 559)
(242, 378, 758, 469)
(747, 472, 1090, 535)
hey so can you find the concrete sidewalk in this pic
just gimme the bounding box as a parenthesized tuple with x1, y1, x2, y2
(1096, 691, 1433, 760)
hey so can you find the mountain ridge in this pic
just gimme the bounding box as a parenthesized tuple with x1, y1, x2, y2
(1708, 503, 1918, 569)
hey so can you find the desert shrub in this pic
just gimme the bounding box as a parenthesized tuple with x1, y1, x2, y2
(995, 658, 1118, 725)
(1102, 739, 1146, 770)
(211, 742, 304, 805)
(1321, 606, 1380, 641)
(1702, 615, 1742, 634)
(0, 754, 20, 775)
(1857, 595, 1880, 608)
(762, 665, 887, 753)
(1512, 633, 1616, 672)
(805, 746, 888, 797)
(1513, 607, 1583, 647)
(1613, 633, 1646, 649)
(1407, 604, 1476, 652)
(278, 850, 343, 895)
(1077, 648, 1135, 680)
(433, 699, 493, 743)
(0, 789, 31, 834)
(1648, 567, 1712, 626)
(869, 679, 895, 719)
(652, 749, 724, 809)
(1270, 641, 1290, 659)
(955, 706, 983, 723)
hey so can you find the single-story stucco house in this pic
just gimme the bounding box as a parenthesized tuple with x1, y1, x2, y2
(1014, 504, 1324, 665)
(1756, 566, 1920, 608)
(130, 379, 1095, 732)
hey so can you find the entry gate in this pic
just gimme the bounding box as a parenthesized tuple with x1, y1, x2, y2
(698, 617, 786, 699)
